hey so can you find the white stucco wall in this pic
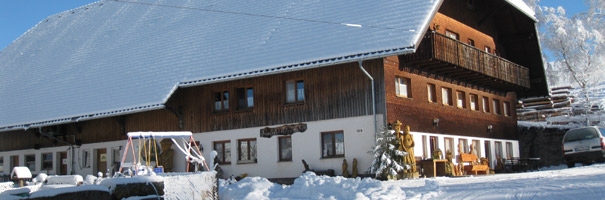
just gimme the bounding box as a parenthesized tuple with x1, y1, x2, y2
(0, 115, 518, 178)
(193, 115, 382, 179)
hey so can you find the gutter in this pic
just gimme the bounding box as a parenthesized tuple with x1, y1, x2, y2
(358, 60, 378, 144)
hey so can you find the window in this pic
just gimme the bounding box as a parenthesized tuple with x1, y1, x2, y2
(495, 141, 503, 159)
(213, 141, 231, 164)
(42, 153, 53, 170)
(503, 102, 511, 116)
(482, 97, 490, 113)
(444, 137, 454, 154)
(237, 87, 254, 109)
(238, 138, 257, 163)
(83, 150, 91, 168)
(442, 87, 453, 106)
(459, 139, 468, 153)
(321, 131, 345, 158)
(445, 30, 459, 40)
(472, 140, 481, 157)
(467, 38, 475, 47)
(430, 136, 439, 159)
(286, 80, 305, 103)
(0, 157, 3, 173)
(484, 141, 491, 161)
(470, 94, 479, 111)
(484, 46, 491, 53)
(214, 91, 229, 111)
(493, 99, 501, 115)
(506, 142, 513, 159)
(278, 136, 292, 161)
(25, 154, 35, 171)
(10, 155, 19, 171)
(456, 91, 466, 108)
(427, 83, 436, 103)
(395, 77, 412, 98)
(422, 135, 428, 158)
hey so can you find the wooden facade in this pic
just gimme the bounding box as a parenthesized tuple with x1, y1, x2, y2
(385, 55, 518, 140)
(0, 60, 387, 151)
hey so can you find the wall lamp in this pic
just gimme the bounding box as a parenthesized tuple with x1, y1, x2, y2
(433, 118, 440, 127)
(487, 124, 493, 133)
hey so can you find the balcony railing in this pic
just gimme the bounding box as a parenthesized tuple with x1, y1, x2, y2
(402, 32, 530, 89)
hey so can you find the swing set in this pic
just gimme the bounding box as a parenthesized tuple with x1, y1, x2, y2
(119, 131, 209, 175)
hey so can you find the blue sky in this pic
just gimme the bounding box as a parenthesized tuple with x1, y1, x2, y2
(0, 0, 590, 51)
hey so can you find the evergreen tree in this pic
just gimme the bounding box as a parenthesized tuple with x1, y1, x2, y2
(370, 128, 407, 180)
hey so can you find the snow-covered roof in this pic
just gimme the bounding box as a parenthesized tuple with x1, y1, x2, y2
(505, 0, 537, 21)
(0, 0, 443, 131)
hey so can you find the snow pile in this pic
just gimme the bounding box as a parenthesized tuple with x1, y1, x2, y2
(46, 175, 83, 186)
(0, 182, 15, 191)
(219, 164, 605, 199)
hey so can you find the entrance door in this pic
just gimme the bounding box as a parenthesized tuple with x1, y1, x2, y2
(96, 148, 107, 177)
(59, 152, 68, 175)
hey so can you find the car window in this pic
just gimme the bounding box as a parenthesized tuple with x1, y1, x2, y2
(600, 128, 605, 137)
(564, 128, 598, 142)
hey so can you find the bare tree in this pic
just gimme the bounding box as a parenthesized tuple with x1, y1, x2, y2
(530, 0, 604, 112)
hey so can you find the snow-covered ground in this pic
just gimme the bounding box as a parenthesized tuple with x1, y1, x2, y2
(220, 164, 605, 199)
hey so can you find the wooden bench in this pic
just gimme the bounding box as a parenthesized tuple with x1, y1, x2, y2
(460, 153, 489, 175)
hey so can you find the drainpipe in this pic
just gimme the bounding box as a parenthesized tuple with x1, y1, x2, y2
(358, 60, 378, 144)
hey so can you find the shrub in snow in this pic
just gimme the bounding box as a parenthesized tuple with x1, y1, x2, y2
(370, 128, 407, 180)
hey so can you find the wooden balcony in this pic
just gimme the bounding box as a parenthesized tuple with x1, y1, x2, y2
(401, 32, 530, 90)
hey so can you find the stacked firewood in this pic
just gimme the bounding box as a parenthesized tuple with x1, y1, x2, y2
(516, 86, 573, 122)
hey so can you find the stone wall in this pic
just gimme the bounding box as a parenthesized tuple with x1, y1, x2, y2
(517, 126, 569, 167)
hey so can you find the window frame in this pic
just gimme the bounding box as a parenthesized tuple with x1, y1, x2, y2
(430, 136, 439, 159)
(495, 141, 503, 159)
(445, 30, 459, 40)
(286, 80, 305, 104)
(493, 99, 502, 115)
(503, 101, 511, 116)
(482, 96, 490, 113)
(472, 140, 481, 157)
(442, 87, 453, 106)
(0, 156, 3, 173)
(469, 94, 479, 111)
(427, 83, 437, 103)
(42, 153, 53, 171)
(444, 137, 454, 154)
(214, 91, 230, 112)
(213, 140, 232, 165)
(395, 76, 412, 98)
(25, 154, 36, 171)
(321, 131, 345, 158)
(506, 142, 513, 159)
(456, 90, 466, 108)
(278, 136, 292, 162)
(459, 138, 469, 153)
(236, 87, 254, 109)
(238, 138, 257, 163)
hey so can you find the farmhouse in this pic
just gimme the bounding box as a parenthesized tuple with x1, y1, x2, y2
(0, 0, 547, 179)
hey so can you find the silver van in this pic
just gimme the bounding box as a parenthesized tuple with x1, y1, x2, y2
(562, 126, 605, 167)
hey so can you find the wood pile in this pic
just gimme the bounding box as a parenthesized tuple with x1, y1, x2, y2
(517, 86, 573, 122)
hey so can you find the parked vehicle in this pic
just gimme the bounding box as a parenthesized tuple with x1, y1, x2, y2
(562, 126, 605, 167)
